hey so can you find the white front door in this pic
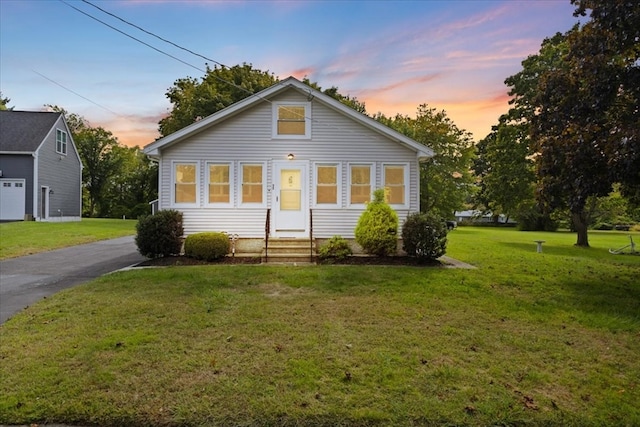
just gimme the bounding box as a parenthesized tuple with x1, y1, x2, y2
(272, 161, 308, 237)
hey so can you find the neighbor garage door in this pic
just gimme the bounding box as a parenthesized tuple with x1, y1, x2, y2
(0, 179, 26, 220)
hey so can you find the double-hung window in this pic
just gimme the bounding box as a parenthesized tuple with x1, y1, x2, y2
(173, 162, 198, 205)
(240, 163, 265, 206)
(349, 164, 373, 205)
(315, 163, 341, 207)
(273, 102, 311, 138)
(383, 164, 408, 206)
(56, 129, 67, 155)
(207, 163, 232, 206)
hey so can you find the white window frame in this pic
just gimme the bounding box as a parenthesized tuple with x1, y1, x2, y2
(205, 162, 234, 207)
(347, 163, 375, 208)
(313, 162, 342, 208)
(238, 162, 267, 208)
(272, 102, 311, 139)
(56, 129, 67, 155)
(171, 161, 200, 207)
(382, 163, 410, 208)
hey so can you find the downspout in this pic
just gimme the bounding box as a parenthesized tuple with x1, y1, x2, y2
(32, 152, 39, 220)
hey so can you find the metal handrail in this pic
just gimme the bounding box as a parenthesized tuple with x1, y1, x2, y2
(309, 208, 314, 262)
(264, 208, 271, 262)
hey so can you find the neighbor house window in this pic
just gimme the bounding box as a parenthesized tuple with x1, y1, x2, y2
(207, 163, 232, 205)
(240, 163, 265, 205)
(383, 164, 407, 205)
(349, 164, 373, 205)
(273, 102, 310, 138)
(315, 164, 340, 206)
(56, 129, 67, 155)
(174, 162, 197, 204)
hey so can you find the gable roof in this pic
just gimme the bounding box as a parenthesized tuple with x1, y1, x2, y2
(0, 110, 63, 153)
(144, 76, 434, 160)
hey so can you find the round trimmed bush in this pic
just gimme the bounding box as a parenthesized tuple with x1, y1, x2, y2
(355, 189, 399, 256)
(318, 235, 353, 261)
(401, 212, 447, 260)
(184, 232, 230, 261)
(135, 209, 184, 258)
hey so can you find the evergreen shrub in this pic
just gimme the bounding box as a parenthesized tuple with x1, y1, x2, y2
(135, 209, 184, 258)
(401, 212, 448, 260)
(184, 232, 230, 261)
(354, 189, 399, 256)
(318, 235, 353, 261)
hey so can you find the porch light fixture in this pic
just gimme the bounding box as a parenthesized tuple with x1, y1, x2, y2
(287, 153, 295, 160)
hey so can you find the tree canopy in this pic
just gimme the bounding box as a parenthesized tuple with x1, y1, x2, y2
(376, 106, 475, 219)
(528, 0, 639, 246)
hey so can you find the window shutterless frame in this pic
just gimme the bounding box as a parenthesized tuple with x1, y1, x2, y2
(171, 161, 199, 207)
(238, 162, 267, 208)
(313, 162, 342, 208)
(347, 163, 375, 207)
(205, 162, 234, 207)
(272, 102, 311, 139)
(382, 163, 409, 208)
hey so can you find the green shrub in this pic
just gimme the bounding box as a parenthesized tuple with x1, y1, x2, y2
(135, 209, 184, 258)
(354, 189, 398, 256)
(184, 232, 230, 261)
(401, 212, 447, 259)
(318, 235, 353, 261)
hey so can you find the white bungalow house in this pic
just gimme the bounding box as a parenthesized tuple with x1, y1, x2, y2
(143, 77, 433, 259)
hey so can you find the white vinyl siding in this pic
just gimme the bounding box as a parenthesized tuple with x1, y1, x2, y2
(156, 89, 421, 238)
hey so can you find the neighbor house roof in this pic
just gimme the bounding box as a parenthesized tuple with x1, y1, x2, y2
(144, 76, 434, 160)
(0, 110, 62, 153)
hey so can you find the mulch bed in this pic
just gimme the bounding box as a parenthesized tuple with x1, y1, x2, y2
(137, 255, 443, 267)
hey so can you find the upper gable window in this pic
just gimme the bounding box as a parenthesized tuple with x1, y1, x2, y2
(56, 129, 67, 155)
(273, 102, 311, 139)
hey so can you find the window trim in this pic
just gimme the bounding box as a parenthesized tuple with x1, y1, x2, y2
(347, 163, 375, 208)
(382, 163, 410, 208)
(56, 129, 67, 155)
(171, 161, 200, 207)
(272, 102, 311, 139)
(205, 162, 234, 207)
(238, 162, 267, 208)
(313, 162, 342, 208)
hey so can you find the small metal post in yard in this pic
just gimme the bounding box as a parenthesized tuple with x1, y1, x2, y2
(534, 240, 545, 253)
(228, 233, 239, 257)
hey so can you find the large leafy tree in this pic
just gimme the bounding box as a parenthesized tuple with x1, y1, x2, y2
(377, 106, 475, 218)
(530, 0, 639, 246)
(475, 31, 571, 225)
(159, 63, 279, 137)
(159, 63, 369, 137)
(0, 92, 11, 110)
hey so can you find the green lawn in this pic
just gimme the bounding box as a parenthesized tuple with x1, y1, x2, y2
(0, 227, 638, 426)
(0, 218, 137, 259)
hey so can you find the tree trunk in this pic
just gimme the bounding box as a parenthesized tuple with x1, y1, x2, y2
(572, 210, 590, 247)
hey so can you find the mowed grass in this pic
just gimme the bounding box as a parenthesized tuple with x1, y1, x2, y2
(0, 228, 638, 426)
(0, 218, 137, 259)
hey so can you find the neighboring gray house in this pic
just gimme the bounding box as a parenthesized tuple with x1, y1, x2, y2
(0, 110, 82, 222)
(143, 77, 433, 256)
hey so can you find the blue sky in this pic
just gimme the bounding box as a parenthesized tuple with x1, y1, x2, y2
(1, 0, 580, 147)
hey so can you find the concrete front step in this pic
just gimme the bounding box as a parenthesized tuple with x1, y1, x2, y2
(263, 238, 316, 263)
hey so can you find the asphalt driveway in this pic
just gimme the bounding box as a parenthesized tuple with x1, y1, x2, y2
(0, 235, 146, 324)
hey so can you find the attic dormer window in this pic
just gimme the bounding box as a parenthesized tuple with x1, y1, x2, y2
(56, 129, 67, 155)
(273, 102, 311, 139)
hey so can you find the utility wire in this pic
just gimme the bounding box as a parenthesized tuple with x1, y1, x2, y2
(32, 70, 121, 117)
(81, 0, 228, 70)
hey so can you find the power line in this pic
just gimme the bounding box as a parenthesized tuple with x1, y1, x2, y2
(32, 70, 121, 117)
(81, 0, 228, 70)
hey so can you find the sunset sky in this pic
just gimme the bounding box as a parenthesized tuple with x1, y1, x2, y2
(1, 0, 581, 148)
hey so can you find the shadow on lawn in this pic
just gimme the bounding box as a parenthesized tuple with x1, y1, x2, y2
(500, 242, 640, 328)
